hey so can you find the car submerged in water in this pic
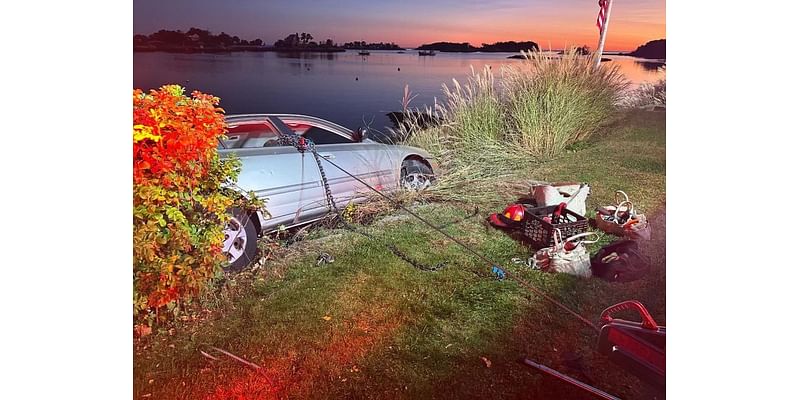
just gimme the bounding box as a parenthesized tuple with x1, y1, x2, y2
(219, 113, 437, 271)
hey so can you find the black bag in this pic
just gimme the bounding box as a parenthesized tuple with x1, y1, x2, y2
(591, 240, 650, 282)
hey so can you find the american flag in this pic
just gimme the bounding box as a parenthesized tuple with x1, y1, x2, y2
(597, 0, 609, 33)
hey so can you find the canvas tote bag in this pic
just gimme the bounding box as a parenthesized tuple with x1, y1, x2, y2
(533, 229, 600, 278)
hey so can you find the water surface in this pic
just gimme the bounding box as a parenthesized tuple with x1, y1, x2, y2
(134, 50, 665, 136)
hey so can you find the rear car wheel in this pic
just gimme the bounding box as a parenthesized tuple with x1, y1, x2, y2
(222, 207, 258, 272)
(400, 159, 433, 191)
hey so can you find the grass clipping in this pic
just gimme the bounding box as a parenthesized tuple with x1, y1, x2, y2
(397, 49, 629, 202)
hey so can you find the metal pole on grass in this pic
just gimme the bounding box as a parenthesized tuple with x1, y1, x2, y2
(595, 0, 614, 68)
(523, 358, 622, 400)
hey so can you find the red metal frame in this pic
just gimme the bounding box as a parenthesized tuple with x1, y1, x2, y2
(600, 300, 658, 330)
(597, 300, 665, 388)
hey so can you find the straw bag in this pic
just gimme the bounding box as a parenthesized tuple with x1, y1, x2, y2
(595, 191, 651, 240)
(533, 229, 600, 278)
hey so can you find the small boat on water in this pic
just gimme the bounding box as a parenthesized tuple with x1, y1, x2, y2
(418, 50, 436, 56)
(358, 51, 370, 56)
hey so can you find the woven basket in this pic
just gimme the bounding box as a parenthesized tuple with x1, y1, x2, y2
(523, 205, 588, 249)
(595, 197, 634, 236)
(595, 205, 628, 236)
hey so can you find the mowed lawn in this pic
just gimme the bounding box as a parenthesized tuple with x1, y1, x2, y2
(134, 110, 666, 399)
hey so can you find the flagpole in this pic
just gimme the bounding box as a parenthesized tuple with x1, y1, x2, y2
(595, 0, 614, 68)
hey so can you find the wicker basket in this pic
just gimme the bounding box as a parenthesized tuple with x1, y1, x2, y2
(595, 196, 634, 236)
(595, 209, 626, 236)
(523, 205, 588, 249)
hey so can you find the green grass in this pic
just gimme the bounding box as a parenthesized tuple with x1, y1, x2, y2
(134, 110, 665, 399)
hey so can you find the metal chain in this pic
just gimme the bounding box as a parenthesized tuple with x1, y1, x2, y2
(279, 134, 445, 272)
(280, 133, 598, 331)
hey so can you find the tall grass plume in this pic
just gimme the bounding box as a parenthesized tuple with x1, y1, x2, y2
(397, 50, 629, 202)
(501, 48, 629, 157)
(622, 79, 666, 109)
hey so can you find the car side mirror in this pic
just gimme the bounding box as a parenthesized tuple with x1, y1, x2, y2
(353, 126, 369, 142)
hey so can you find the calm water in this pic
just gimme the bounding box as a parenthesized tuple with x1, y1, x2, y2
(134, 50, 665, 137)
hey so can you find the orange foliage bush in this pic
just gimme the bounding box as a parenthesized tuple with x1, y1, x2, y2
(133, 85, 247, 323)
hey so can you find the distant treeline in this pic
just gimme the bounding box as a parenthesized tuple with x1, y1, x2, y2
(134, 29, 403, 53)
(134, 29, 542, 54)
(134, 28, 268, 52)
(416, 41, 539, 52)
(342, 41, 402, 50)
(628, 39, 666, 59)
(272, 32, 343, 51)
(134, 29, 344, 53)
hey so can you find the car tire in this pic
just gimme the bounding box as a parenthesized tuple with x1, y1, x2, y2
(222, 207, 258, 272)
(400, 159, 434, 191)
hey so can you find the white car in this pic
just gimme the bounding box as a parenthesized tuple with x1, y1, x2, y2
(219, 113, 436, 270)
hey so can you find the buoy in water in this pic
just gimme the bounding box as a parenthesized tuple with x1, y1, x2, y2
(397, 67, 400, 71)
(355, 77, 359, 81)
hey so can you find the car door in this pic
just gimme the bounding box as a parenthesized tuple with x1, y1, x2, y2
(274, 116, 394, 207)
(219, 116, 325, 231)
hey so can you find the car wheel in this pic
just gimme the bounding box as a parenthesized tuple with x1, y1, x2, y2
(400, 159, 433, 191)
(222, 207, 258, 272)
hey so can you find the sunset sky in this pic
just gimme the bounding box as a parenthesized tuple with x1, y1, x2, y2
(134, 0, 665, 51)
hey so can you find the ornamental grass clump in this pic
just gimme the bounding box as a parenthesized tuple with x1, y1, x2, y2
(622, 78, 666, 108)
(133, 85, 260, 325)
(439, 65, 505, 146)
(398, 49, 629, 201)
(501, 48, 629, 157)
(399, 67, 534, 202)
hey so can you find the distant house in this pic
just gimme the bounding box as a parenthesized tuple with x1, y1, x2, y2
(188, 34, 201, 42)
